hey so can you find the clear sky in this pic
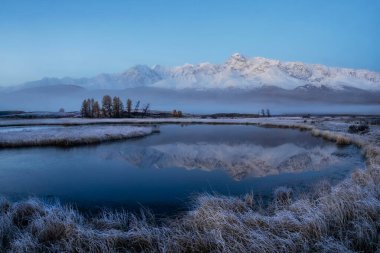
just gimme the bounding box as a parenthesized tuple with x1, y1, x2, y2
(0, 0, 379, 86)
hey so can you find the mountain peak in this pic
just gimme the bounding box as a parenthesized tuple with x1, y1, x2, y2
(229, 53, 246, 61)
(225, 53, 248, 71)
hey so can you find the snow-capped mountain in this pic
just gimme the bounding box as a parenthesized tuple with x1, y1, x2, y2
(20, 65, 162, 90)
(151, 53, 380, 90)
(18, 54, 380, 91)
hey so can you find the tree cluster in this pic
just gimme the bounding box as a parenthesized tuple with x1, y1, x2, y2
(172, 109, 183, 118)
(81, 98, 101, 118)
(260, 109, 271, 117)
(80, 95, 147, 118)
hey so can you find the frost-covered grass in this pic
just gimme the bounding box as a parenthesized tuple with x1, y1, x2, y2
(311, 129, 351, 145)
(1, 116, 380, 252)
(0, 125, 153, 147)
(1, 162, 380, 252)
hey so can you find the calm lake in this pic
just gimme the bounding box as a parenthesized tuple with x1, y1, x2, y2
(0, 124, 364, 215)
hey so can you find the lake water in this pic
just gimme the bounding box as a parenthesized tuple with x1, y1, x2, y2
(0, 124, 365, 215)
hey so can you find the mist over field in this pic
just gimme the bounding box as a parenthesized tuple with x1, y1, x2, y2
(1, 85, 380, 114)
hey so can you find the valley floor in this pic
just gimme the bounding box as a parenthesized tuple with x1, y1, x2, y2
(0, 116, 380, 252)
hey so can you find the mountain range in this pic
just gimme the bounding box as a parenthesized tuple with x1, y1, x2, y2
(1, 54, 380, 114)
(17, 53, 380, 91)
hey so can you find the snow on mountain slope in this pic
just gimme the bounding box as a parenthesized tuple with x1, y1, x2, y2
(20, 65, 162, 90)
(17, 54, 380, 91)
(152, 53, 380, 90)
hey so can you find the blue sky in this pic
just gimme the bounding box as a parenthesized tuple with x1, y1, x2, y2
(0, 0, 379, 86)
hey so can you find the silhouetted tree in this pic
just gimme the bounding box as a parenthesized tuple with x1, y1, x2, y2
(81, 95, 152, 118)
(126, 99, 132, 117)
(266, 109, 271, 117)
(80, 100, 89, 117)
(172, 110, 183, 118)
(112, 96, 124, 118)
(59, 108, 65, 113)
(102, 95, 112, 117)
(261, 109, 265, 117)
(134, 100, 140, 114)
(88, 98, 95, 117)
(142, 103, 150, 117)
(80, 98, 96, 118)
(93, 101, 100, 118)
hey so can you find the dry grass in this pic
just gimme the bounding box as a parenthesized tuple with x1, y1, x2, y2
(310, 129, 351, 146)
(1, 159, 380, 253)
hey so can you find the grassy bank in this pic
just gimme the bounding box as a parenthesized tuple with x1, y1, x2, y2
(1, 164, 379, 252)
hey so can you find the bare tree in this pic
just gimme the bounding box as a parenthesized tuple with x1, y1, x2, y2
(142, 103, 150, 117)
(134, 100, 140, 114)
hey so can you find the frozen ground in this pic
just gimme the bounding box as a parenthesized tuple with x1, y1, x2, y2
(0, 125, 153, 147)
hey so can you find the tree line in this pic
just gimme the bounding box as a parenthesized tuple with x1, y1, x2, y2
(80, 95, 149, 118)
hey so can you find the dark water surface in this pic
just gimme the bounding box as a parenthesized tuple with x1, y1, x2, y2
(0, 124, 365, 215)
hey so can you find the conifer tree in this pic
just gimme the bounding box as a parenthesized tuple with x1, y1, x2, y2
(80, 99, 89, 117)
(102, 95, 112, 118)
(112, 96, 124, 118)
(93, 101, 100, 118)
(127, 99, 132, 117)
(88, 98, 94, 118)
